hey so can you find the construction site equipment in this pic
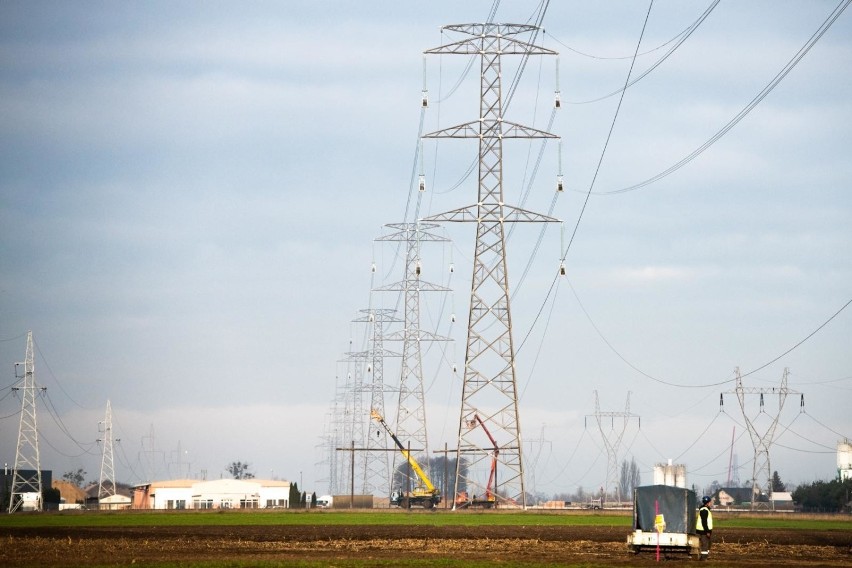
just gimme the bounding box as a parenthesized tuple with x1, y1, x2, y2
(627, 485, 699, 557)
(370, 410, 441, 509)
(456, 414, 498, 508)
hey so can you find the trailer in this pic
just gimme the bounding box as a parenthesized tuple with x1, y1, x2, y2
(626, 485, 700, 557)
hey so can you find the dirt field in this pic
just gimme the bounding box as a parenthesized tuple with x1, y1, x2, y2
(1, 523, 850, 567)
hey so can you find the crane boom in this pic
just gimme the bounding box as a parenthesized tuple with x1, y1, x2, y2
(370, 409, 436, 493)
(472, 414, 499, 500)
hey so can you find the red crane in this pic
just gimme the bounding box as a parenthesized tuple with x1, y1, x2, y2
(455, 413, 499, 508)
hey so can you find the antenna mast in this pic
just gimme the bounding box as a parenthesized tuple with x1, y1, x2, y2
(422, 23, 560, 507)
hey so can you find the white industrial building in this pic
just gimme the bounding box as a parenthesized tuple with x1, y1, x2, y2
(132, 478, 292, 510)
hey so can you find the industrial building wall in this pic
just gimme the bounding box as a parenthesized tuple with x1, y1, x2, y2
(135, 479, 291, 509)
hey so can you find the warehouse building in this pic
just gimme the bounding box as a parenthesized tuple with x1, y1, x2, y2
(132, 478, 292, 510)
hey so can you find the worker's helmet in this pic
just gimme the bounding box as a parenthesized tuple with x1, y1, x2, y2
(701, 496, 712, 505)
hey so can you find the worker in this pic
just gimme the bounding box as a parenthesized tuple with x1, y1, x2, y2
(695, 495, 714, 561)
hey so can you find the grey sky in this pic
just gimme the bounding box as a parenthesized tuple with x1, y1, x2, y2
(1, 1, 849, 495)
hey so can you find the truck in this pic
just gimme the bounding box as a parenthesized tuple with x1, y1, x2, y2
(370, 409, 441, 509)
(315, 495, 333, 508)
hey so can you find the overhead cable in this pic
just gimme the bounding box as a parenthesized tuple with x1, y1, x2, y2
(564, 0, 721, 105)
(592, 0, 852, 195)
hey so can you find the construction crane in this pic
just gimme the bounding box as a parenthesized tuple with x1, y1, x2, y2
(456, 413, 499, 509)
(370, 410, 441, 509)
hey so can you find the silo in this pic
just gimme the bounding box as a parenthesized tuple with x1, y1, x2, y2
(653, 460, 687, 488)
(838, 440, 852, 481)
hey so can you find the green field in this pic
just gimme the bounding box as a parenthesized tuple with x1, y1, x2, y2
(0, 508, 847, 530)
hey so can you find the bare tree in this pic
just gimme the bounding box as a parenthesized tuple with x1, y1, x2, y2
(62, 468, 87, 487)
(226, 461, 255, 480)
(619, 458, 641, 501)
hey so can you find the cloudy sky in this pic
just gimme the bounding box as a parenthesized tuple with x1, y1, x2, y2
(1, 1, 850, 497)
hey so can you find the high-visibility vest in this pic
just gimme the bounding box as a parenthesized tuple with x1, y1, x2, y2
(696, 506, 713, 531)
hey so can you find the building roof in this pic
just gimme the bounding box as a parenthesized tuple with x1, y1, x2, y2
(134, 478, 290, 490)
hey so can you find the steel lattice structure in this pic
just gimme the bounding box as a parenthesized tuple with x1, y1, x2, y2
(422, 23, 559, 507)
(587, 391, 639, 504)
(10, 331, 44, 513)
(375, 222, 450, 492)
(340, 342, 367, 494)
(723, 367, 803, 510)
(353, 308, 401, 497)
(98, 400, 119, 501)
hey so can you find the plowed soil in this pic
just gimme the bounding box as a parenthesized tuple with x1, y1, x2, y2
(1, 523, 850, 567)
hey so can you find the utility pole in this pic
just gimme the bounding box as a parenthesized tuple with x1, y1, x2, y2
(10, 331, 44, 513)
(722, 367, 803, 510)
(587, 391, 639, 505)
(422, 23, 560, 508)
(376, 222, 450, 493)
(98, 399, 120, 501)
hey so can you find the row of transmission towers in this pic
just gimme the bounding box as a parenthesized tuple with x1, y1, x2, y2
(319, 221, 449, 498)
(320, 22, 564, 506)
(5, 331, 119, 512)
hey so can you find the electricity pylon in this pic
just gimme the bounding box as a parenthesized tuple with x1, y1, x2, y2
(320, 373, 349, 494)
(723, 367, 803, 510)
(10, 331, 44, 513)
(375, 222, 450, 490)
(98, 399, 119, 501)
(353, 308, 401, 496)
(587, 391, 639, 504)
(422, 23, 560, 507)
(340, 339, 368, 494)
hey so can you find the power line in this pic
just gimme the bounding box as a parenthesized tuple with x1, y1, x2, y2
(591, 0, 852, 195)
(561, 0, 721, 105)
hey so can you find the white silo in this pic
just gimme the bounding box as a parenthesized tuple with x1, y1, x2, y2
(653, 459, 687, 488)
(838, 440, 852, 481)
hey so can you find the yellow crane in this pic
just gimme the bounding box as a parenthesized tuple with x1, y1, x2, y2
(370, 409, 441, 508)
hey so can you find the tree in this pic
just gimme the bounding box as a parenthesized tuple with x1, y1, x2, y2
(310, 491, 317, 509)
(225, 461, 255, 480)
(791, 478, 852, 512)
(289, 482, 301, 509)
(62, 468, 87, 487)
(43, 486, 61, 509)
(618, 458, 641, 501)
(771, 470, 786, 492)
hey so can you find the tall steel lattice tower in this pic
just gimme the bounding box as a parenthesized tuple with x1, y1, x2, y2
(98, 400, 118, 501)
(9, 331, 44, 513)
(375, 222, 450, 489)
(422, 23, 560, 507)
(723, 367, 803, 510)
(340, 339, 368, 493)
(587, 391, 639, 504)
(354, 308, 401, 496)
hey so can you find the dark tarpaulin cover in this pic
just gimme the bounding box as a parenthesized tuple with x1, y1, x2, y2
(633, 485, 697, 534)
